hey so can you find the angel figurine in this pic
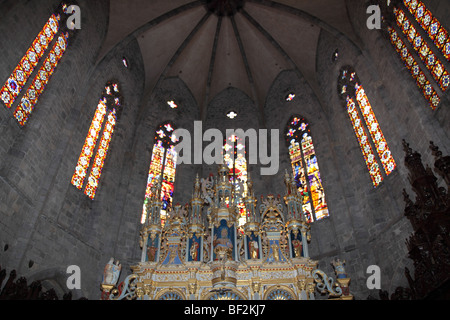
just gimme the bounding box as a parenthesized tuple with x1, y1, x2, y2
(102, 257, 122, 286)
(201, 174, 214, 205)
(331, 258, 347, 279)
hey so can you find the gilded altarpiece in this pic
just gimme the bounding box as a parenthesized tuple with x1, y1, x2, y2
(101, 166, 353, 300)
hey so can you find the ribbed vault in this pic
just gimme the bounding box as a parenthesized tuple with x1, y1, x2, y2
(96, 0, 360, 122)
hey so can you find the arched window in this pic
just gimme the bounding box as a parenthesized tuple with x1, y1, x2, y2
(223, 134, 248, 231)
(392, 6, 449, 91)
(0, 3, 76, 126)
(285, 116, 329, 223)
(338, 67, 396, 187)
(141, 121, 178, 225)
(71, 81, 123, 199)
(403, 0, 450, 61)
(386, 0, 450, 110)
(387, 27, 440, 109)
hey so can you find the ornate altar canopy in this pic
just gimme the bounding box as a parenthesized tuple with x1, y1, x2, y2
(101, 165, 352, 300)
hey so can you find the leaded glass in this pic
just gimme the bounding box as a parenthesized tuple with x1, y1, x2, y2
(141, 121, 178, 226)
(71, 82, 123, 200)
(388, 27, 440, 109)
(0, 14, 60, 109)
(84, 110, 117, 199)
(14, 32, 69, 126)
(403, 0, 450, 61)
(286, 116, 329, 222)
(71, 99, 107, 190)
(288, 140, 313, 223)
(338, 67, 396, 187)
(223, 135, 248, 230)
(393, 8, 449, 92)
(346, 97, 383, 187)
(354, 84, 396, 176)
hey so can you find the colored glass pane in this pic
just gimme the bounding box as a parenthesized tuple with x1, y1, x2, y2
(403, 0, 450, 61)
(14, 32, 69, 126)
(346, 97, 383, 187)
(71, 82, 122, 200)
(394, 8, 449, 91)
(145, 141, 165, 198)
(84, 109, 117, 199)
(355, 84, 397, 176)
(141, 122, 178, 225)
(286, 117, 329, 222)
(300, 132, 329, 221)
(141, 141, 165, 224)
(160, 145, 177, 226)
(224, 135, 248, 230)
(0, 14, 60, 109)
(71, 99, 107, 190)
(289, 141, 313, 223)
(388, 27, 440, 109)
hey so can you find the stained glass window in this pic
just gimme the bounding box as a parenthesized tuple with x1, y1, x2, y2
(71, 81, 123, 199)
(0, 3, 75, 126)
(338, 67, 396, 187)
(402, 0, 450, 61)
(223, 134, 248, 231)
(286, 116, 329, 223)
(393, 7, 449, 92)
(387, 27, 441, 109)
(141, 121, 178, 226)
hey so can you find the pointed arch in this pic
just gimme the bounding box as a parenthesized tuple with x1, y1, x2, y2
(337, 66, 396, 188)
(71, 81, 123, 199)
(0, 2, 77, 126)
(141, 120, 178, 225)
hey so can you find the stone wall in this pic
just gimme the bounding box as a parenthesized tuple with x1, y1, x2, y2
(0, 0, 448, 300)
(0, 0, 147, 299)
(309, 0, 449, 299)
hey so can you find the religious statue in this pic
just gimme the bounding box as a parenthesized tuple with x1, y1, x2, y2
(190, 239, 200, 261)
(147, 246, 157, 262)
(214, 228, 233, 249)
(201, 174, 214, 205)
(213, 227, 233, 260)
(270, 243, 280, 262)
(292, 239, 302, 258)
(236, 233, 245, 261)
(147, 235, 158, 262)
(331, 258, 347, 279)
(203, 231, 211, 262)
(249, 239, 259, 259)
(168, 245, 178, 264)
(102, 258, 122, 286)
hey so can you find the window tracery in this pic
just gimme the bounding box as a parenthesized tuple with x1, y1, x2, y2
(285, 116, 329, 222)
(0, 3, 76, 125)
(141, 121, 178, 225)
(338, 67, 396, 187)
(71, 81, 123, 199)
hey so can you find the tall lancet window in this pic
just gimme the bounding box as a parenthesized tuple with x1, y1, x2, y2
(141, 121, 178, 226)
(71, 81, 123, 199)
(285, 116, 329, 223)
(386, 0, 450, 110)
(338, 67, 396, 188)
(387, 27, 440, 109)
(0, 3, 76, 126)
(392, 6, 449, 91)
(403, 0, 450, 61)
(223, 134, 248, 231)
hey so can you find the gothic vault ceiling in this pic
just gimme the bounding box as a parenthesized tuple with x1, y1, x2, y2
(97, 0, 360, 119)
